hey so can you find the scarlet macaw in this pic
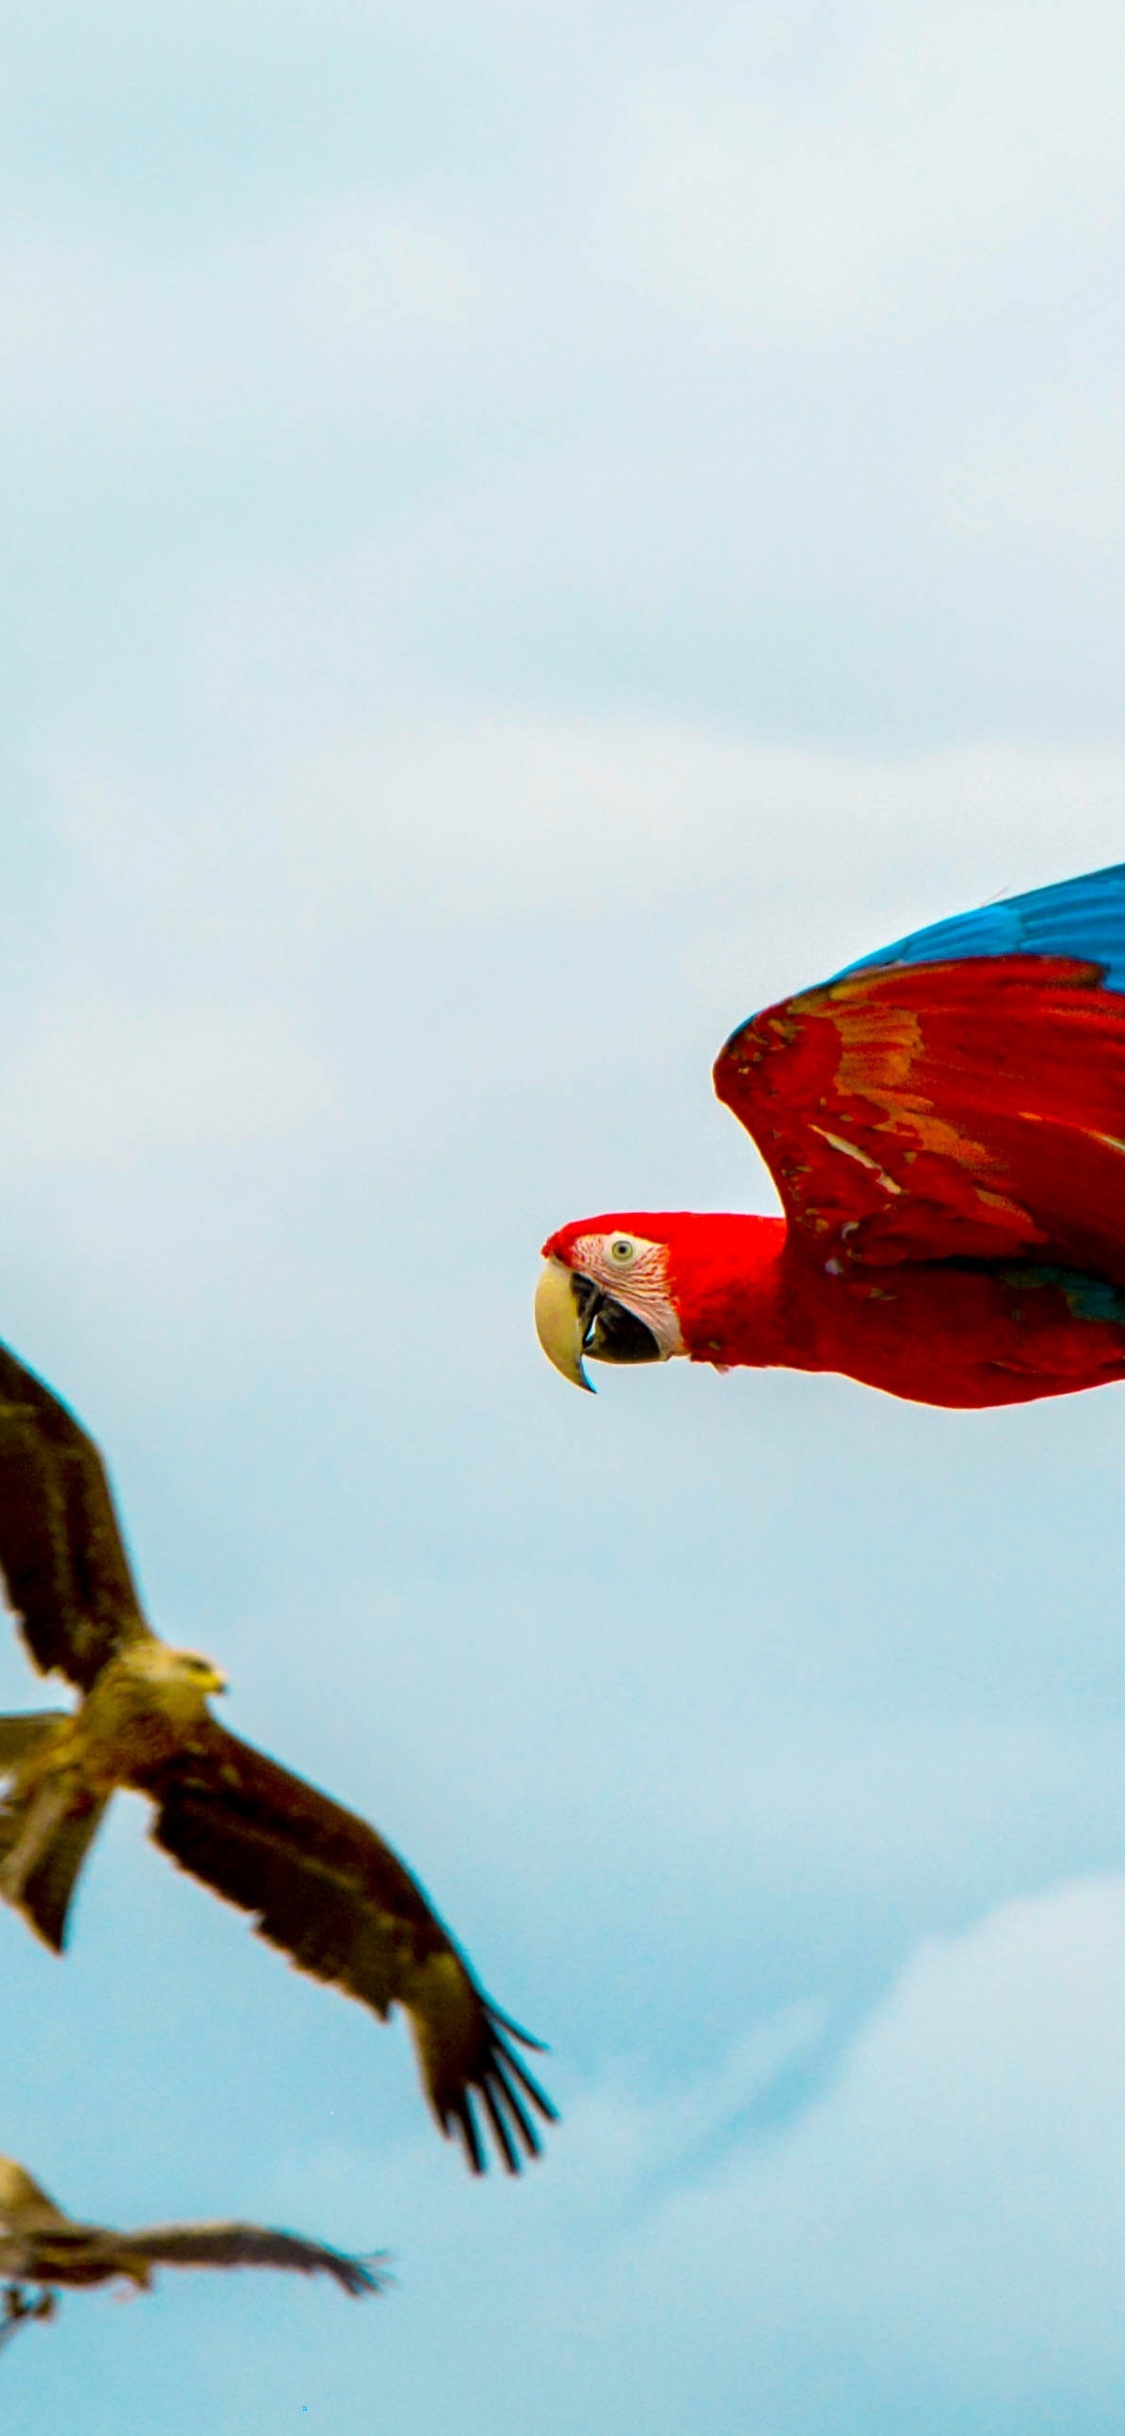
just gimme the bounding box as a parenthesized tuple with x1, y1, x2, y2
(535, 860, 1125, 1409)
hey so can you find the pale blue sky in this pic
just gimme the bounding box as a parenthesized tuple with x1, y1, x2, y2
(5, 4, 1125, 2428)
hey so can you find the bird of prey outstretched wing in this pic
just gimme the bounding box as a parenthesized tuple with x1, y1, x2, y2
(0, 1343, 151, 1689)
(101, 2221, 386, 2292)
(714, 861, 1125, 1280)
(135, 1722, 554, 2173)
(0, 2154, 386, 2316)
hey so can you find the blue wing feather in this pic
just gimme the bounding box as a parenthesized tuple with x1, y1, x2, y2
(838, 861, 1125, 994)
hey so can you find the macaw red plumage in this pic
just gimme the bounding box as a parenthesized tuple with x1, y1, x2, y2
(535, 861, 1125, 1409)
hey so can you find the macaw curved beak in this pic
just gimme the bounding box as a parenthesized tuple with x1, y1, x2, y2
(534, 1258, 661, 1391)
(535, 1258, 596, 1390)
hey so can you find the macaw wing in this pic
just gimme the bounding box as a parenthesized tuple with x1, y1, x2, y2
(713, 862, 1125, 1278)
(135, 1720, 556, 2176)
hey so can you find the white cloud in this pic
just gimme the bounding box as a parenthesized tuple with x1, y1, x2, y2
(944, 387, 1125, 561)
(0, 1002, 331, 1166)
(0, 191, 478, 440)
(43, 699, 1125, 969)
(614, 1876, 1125, 2413)
(623, 0, 1125, 339)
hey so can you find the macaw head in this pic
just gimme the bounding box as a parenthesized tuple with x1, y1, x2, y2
(535, 1216, 686, 1390)
(535, 1209, 787, 1387)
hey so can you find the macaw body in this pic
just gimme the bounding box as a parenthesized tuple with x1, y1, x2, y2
(536, 862, 1125, 1410)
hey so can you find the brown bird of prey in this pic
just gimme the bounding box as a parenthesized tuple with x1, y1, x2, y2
(0, 2152, 385, 2351)
(0, 1340, 555, 2174)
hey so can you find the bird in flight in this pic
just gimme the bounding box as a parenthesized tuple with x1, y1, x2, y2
(0, 2151, 385, 2352)
(536, 860, 1125, 1409)
(0, 1343, 555, 2174)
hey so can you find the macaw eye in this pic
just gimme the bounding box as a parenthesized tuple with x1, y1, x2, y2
(608, 1236, 637, 1265)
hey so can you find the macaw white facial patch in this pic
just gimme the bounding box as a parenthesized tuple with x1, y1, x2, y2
(569, 1233, 685, 1361)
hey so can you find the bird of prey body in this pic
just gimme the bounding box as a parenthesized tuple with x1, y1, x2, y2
(0, 1344, 554, 2174)
(536, 860, 1125, 1410)
(0, 2152, 384, 2351)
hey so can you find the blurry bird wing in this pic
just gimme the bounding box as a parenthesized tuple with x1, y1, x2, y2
(135, 1720, 556, 2175)
(714, 862, 1125, 1278)
(0, 1342, 151, 1689)
(118, 2221, 387, 2294)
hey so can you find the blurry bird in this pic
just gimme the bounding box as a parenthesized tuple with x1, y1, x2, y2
(0, 2152, 385, 2351)
(0, 1344, 555, 2175)
(537, 860, 1125, 1409)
